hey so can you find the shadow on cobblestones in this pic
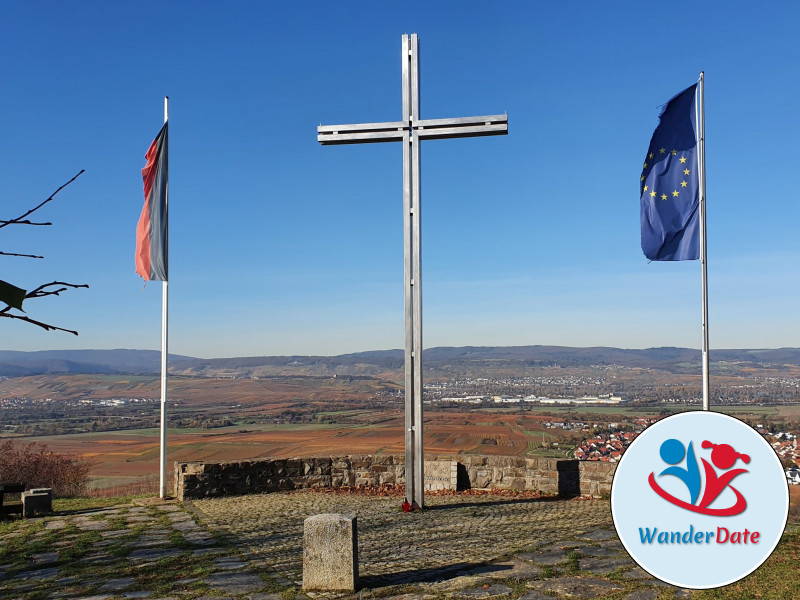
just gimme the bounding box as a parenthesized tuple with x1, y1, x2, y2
(423, 496, 564, 511)
(359, 561, 488, 587)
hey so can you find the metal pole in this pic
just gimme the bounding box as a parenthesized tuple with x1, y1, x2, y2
(401, 35, 416, 507)
(409, 35, 424, 509)
(159, 96, 169, 497)
(697, 74, 710, 411)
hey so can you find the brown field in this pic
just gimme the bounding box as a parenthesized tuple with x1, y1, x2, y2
(17, 410, 578, 494)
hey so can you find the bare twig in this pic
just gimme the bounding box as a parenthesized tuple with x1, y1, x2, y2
(0, 169, 85, 231)
(0, 251, 44, 259)
(0, 312, 79, 335)
(0, 220, 51, 226)
(25, 281, 89, 298)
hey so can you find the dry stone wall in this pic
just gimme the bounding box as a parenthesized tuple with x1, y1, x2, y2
(175, 454, 615, 501)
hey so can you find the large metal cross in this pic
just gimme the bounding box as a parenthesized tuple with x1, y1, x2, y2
(318, 34, 507, 509)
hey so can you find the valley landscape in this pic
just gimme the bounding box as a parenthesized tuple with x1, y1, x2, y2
(2, 345, 800, 495)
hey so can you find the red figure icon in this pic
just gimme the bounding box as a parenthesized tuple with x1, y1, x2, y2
(697, 441, 750, 513)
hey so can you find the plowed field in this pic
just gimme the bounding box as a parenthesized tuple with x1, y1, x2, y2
(18, 410, 580, 494)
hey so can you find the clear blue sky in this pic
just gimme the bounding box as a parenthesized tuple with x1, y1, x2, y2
(1, 1, 798, 358)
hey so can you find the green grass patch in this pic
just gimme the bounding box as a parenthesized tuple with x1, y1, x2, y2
(690, 527, 800, 599)
(524, 442, 575, 458)
(279, 588, 299, 600)
(0, 517, 21, 537)
(151, 508, 173, 528)
(107, 542, 133, 558)
(0, 520, 47, 563)
(501, 576, 530, 596)
(315, 409, 375, 417)
(168, 529, 192, 549)
(106, 515, 130, 530)
(538, 565, 558, 579)
(59, 531, 103, 565)
(564, 550, 581, 574)
(53, 495, 133, 513)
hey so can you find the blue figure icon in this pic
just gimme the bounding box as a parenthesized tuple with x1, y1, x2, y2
(658, 438, 701, 505)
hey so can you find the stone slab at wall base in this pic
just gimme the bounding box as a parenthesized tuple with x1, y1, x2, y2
(303, 514, 358, 592)
(175, 454, 615, 501)
(424, 460, 458, 491)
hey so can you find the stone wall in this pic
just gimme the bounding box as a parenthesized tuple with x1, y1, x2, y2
(175, 454, 615, 501)
(455, 455, 614, 498)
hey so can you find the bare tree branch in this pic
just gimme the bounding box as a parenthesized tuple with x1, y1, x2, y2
(0, 282, 89, 335)
(0, 312, 79, 335)
(1, 171, 88, 335)
(0, 220, 51, 226)
(0, 251, 44, 259)
(0, 169, 85, 231)
(25, 281, 89, 299)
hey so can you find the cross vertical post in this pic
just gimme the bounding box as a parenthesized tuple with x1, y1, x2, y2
(318, 34, 507, 509)
(403, 33, 424, 509)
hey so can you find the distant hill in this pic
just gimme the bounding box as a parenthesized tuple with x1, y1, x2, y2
(0, 349, 193, 376)
(175, 345, 800, 378)
(2, 346, 800, 379)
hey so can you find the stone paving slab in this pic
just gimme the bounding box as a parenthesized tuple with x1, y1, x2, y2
(518, 592, 555, 600)
(621, 589, 661, 600)
(526, 576, 625, 598)
(577, 529, 617, 542)
(577, 556, 635, 575)
(453, 583, 514, 598)
(204, 571, 266, 594)
(574, 546, 618, 558)
(517, 548, 569, 566)
(467, 557, 544, 580)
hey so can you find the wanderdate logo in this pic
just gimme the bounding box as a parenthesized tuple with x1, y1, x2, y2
(611, 411, 788, 589)
(648, 438, 750, 516)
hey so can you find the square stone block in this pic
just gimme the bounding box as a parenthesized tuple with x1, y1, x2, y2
(303, 513, 358, 591)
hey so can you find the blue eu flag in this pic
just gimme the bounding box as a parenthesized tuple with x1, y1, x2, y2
(640, 84, 699, 261)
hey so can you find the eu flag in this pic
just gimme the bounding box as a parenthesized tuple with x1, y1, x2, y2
(640, 84, 699, 261)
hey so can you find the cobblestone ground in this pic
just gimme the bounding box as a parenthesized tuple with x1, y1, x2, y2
(0, 493, 699, 600)
(192, 492, 696, 599)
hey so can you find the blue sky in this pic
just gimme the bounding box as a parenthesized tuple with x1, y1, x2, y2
(1, 1, 798, 358)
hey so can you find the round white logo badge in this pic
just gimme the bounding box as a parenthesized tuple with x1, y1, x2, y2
(611, 411, 788, 589)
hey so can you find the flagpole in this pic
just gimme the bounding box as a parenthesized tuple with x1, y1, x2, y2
(697, 73, 710, 411)
(159, 96, 169, 498)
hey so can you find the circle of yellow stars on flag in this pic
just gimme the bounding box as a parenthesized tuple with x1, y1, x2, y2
(641, 148, 692, 201)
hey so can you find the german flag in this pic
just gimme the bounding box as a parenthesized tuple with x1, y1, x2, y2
(135, 122, 168, 281)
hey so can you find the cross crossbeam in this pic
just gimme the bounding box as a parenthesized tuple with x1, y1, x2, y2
(318, 114, 507, 144)
(317, 34, 507, 509)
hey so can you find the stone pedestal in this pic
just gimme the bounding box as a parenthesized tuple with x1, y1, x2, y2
(22, 488, 53, 517)
(302, 513, 358, 591)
